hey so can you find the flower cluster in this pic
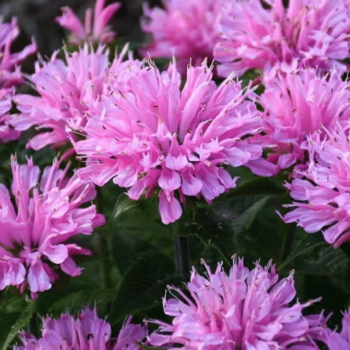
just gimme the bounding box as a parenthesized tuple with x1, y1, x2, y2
(11, 45, 139, 151)
(0, 156, 104, 298)
(56, 0, 120, 46)
(149, 258, 326, 349)
(214, 0, 350, 77)
(15, 306, 147, 350)
(75, 61, 263, 224)
(0, 17, 36, 142)
(247, 67, 350, 176)
(283, 126, 350, 248)
(141, 0, 221, 74)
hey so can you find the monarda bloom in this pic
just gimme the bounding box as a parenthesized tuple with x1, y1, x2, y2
(214, 0, 350, 77)
(12, 45, 137, 151)
(247, 67, 350, 177)
(15, 306, 147, 350)
(283, 126, 350, 248)
(0, 17, 36, 88)
(148, 258, 326, 349)
(56, 0, 120, 46)
(141, 0, 221, 74)
(0, 157, 105, 298)
(75, 61, 263, 225)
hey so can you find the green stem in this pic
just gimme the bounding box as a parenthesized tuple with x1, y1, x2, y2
(29, 313, 39, 338)
(173, 235, 190, 277)
(99, 234, 112, 289)
(172, 201, 196, 276)
(280, 223, 296, 263)
(96, 187, 112, 289)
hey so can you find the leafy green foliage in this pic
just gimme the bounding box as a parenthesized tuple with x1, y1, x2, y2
(0, 297, 37, 350)
(108, 251, 179, 325)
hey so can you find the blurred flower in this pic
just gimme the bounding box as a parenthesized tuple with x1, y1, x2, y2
(75, 60, 263, 224)
(15, 306, 147, 350)
(0, 88, 19, 141)
(140, 0, 221, 74)
(12, 45, 139, 151)
(56, 0, 120, 46)
(214, 0, 350, 77)
(325, 309, 350, 349)
(0, 17, 36, 89)
(148, 257, 326, 349)
(247, 67, 350, 177)
(283, 125, 350, 248)
(0, 17, 36, 142)
(0, 156, 105, 298)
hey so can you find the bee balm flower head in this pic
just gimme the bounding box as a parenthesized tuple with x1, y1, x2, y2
(0, 156, 105, 298)
(75, 59, 264, 224)
(283, 125, 350, 248)
(15, 306, 147, 350)
(141, 0, 221, 74)
(247, 67, 350, 176)
(214, 0, 350, 77)
(149, 258, 327, 349)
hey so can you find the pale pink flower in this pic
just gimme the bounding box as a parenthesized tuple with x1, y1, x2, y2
(141, 0, 221, 74)
(56, 0, 120, 46)
(0, 157, 105, 297)
(12, 45, 138, 151)
(283, 125, 350, 248)
(247, 67, 350, 177)
(75, 60, 263, 225)
(214, 0, 350, 77)
(0, 17, 36, 88)
(148, 258, 326, 349)
(15, 307, 147, 350)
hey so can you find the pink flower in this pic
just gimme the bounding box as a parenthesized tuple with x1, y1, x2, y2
(112, 316, 147, 350)
(0, 17, 36, 142)
(0, 88, 19, 141)
(214, 0, 350, 77)
(283, 125, 350, 248)
(56, 0, 120, 46)
(325, 309, 350, 349)
(15, 307, 147, 350)
(247, 67, 350, 177)
(140, 0, 221, 74)
(0, 17, 36, 88)
(75, 60, 263, 225)
(0, 156, 105, 297)
(148, 258, 326, 349)
(12, 45, 138, 151)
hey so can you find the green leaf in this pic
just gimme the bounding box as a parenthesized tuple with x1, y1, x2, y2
(194, 190, 278, 265)
(295, 244, 349, 275)
(1, 299, 37, 350)
(231, 176, 286, 197)
(109, 252, 179, 325)
(48, 289, 117, 318)
(231, 196, 271, 234)
(110, 195, 172, 275)
(278, 233, 325, 270)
